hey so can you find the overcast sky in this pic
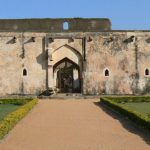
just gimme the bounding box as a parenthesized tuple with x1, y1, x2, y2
(0, 0, 150, 30)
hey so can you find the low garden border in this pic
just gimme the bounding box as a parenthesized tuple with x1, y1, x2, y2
(0, 98, 38, 139)
(100, 97, 150, 131)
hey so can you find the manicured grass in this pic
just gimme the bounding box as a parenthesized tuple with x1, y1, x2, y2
(120, 102, 150, 115)
(0, 104, 21, 121)
(0, 98, 38, 139)
(100, 96, 150, 131)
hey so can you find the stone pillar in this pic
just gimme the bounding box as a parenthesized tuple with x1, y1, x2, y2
(48, 47, 54, 89)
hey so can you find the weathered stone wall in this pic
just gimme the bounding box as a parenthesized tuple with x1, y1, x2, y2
(0, 33, 22, 95)
(84, 32, 150, 95)
(137, 32, 150, 94)
(0, 32, 47, 96)
(23, 33, 47, 95)
(0, 31, 149, 96)
(0, 18, 111, 32)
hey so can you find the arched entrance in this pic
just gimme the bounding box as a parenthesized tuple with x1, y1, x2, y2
(53, 57, 81, 93)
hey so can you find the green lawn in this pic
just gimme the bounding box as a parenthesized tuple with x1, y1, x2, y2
(0, 104, 20, 121)
(121, 102, 150, 114)
(120, 102, 150, 117)
(101, 97, 150, 131)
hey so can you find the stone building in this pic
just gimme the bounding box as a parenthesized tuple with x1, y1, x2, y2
(0, 18, 149, 96)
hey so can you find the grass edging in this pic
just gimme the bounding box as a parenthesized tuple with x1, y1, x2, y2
(100, 97, 150, 131)
(0, 99, 38, 139)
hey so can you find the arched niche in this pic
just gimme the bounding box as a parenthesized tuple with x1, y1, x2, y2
(53, 57, 81, 93)
(52, 44, 82, 66)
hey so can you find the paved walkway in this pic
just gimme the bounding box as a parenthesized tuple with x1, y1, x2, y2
(0, 99, 150, 150)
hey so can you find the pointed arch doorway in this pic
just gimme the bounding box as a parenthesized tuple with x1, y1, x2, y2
(53, 57, 81, 93)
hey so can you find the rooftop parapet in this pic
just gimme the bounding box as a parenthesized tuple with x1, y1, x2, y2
(0, 18, 111, 32)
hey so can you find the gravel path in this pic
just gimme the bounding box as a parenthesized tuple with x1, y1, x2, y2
(0, 99, 150, 150)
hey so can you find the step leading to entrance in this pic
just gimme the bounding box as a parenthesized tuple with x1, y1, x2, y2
(38, 93, 100, 99)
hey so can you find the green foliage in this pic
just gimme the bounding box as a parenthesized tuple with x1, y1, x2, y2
(122, 102, 150, 115)
(0, 99, 37, 139)
(0, 104, 21, 121)
(100, 97, 150, 131)
(0, 98, 33, 105)
(106, 96, 150, 103)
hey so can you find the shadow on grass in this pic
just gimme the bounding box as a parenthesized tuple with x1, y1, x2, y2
(94, 101, 150, 145)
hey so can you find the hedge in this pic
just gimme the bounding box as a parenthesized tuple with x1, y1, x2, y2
(0, 99, 38, 139)
(100, 97, 150, 131)
(0, 98, 33, 105)
(106, 96, 150, 103)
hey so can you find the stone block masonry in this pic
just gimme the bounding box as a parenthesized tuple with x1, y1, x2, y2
(0, 18, 149, 96)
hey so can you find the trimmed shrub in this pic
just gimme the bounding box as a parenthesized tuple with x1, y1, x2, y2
(0, 99, 37, 139)
(100, 97, 150, 131)
(106, 96, 150, 103)
(0, 98, 32, 105)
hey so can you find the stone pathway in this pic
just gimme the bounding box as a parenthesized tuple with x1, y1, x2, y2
(0, 99, 150, 150)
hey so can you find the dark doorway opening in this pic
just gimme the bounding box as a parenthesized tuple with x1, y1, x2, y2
(57, 67, 73, 93)
(53, 58, 81, 93)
